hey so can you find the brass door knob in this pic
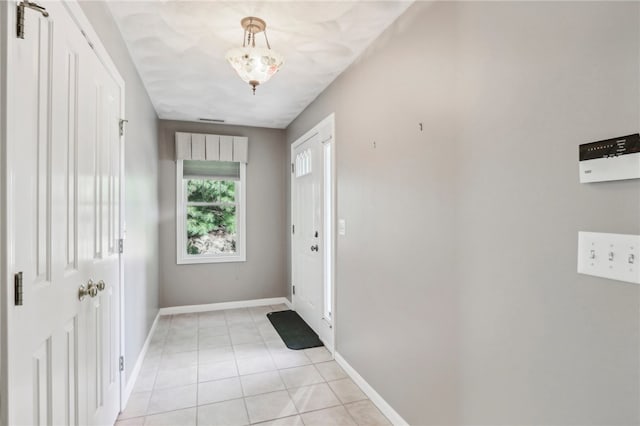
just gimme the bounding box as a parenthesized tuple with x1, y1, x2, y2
(79, 280, 98, 301)
(96, 280, 106, 291)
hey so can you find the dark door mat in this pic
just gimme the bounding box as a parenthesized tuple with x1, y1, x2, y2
(267, 310, 324, 350)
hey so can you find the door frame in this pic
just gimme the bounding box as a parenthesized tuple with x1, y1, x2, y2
(0, 1, 127, 421)
(290, 113, 336, 353)
(0, 1, 9, 424)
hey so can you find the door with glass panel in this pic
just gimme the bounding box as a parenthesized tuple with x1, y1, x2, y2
(292, 134, 324, 341)
(291, 115, 335, 350)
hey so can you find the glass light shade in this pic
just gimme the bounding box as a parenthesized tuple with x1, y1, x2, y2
(225, 47, 284, 88)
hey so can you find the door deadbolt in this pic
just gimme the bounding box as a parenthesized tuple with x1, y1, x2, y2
(310, 245, 319, 252)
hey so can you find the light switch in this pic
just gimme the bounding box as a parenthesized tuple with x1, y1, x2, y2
(338, 219, 346, 236)
(578, 232, 640, 284)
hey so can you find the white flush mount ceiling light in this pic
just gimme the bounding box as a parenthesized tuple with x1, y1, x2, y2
(225, 17, 284, 95)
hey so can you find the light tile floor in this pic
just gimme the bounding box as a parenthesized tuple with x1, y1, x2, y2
(116, 305, 391, 426)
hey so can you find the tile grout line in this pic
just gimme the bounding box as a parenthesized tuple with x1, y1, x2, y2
(230, 308, 252, 425)
(125, 307, 369, 425)
(252, 305, 298, 424)
(277, 351, 300, 423)
(146, 313, 201, 419)
(267, 310, 346, 425)
(195, 312, 201, 424)
(143, 315, 171, 418)
(263, 306, 292, 401)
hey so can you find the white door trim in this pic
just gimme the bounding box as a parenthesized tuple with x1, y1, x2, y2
(0, 1, 9, 424)
(290, 113, 336, 353)
(118, 107, 126, 411)
(61, 1, 125, 91)
(323, 114, 336, 337)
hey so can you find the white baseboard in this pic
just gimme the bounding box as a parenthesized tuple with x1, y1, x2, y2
(334, 352, 409, 426)
(159, 297, 291, 316)
(122, 311, 160, 410)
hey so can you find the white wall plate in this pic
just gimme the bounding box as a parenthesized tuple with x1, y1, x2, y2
(577, 232, 640, 284)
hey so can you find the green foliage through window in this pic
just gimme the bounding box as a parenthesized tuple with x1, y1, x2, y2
(187, 205, 236, 238)
(187, 179, 235, 203)
(186, 179, 237, 255)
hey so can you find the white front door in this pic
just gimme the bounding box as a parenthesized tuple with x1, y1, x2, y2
(5, 2, 123, 425)
(292, 133, 324, 339)
(291, 115, 335, 349)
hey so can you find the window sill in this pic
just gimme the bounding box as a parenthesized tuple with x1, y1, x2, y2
(177, 254, 246, 265)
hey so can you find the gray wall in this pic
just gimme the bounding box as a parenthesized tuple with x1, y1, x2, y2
(158, 120, 287, 308)
(454, 3, 639, 424)
(79, 1, 160, 383)
(287, 2, 640, 425)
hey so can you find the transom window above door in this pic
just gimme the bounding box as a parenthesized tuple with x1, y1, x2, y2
(175, 132, 248, 264)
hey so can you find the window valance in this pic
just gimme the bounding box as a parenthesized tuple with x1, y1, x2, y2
(175, 132, 248, 163)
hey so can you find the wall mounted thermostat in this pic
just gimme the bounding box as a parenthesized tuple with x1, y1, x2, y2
(579, 133, 640, 183)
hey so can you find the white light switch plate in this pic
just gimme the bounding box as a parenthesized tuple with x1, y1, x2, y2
(577, 232, 640, 284)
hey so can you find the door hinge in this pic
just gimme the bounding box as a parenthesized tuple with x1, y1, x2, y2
(14, 272, 23, 306)
(292, 285, 295, 296)
(291, 163, 295, 174)
(119, 119, 128, 137)
(292, 224, 295, 234)
(119, 356, 124, 372)
(118, 239, 124, 254)
(16, 1, 49, 39)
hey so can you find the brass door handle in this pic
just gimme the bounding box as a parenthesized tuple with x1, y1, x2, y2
(79, 280, 98, 301)
(96, 280, 106, 291)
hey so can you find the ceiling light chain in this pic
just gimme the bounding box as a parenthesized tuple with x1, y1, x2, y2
(225, 16, 284, 95)
(263, 28, 272, 50)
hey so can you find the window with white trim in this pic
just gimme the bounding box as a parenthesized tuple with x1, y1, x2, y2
(176, 160, 246, 264)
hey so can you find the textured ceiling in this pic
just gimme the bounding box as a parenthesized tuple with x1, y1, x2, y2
(107, 1, 413, 128)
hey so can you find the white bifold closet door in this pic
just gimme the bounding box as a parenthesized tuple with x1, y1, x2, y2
(6, 2, 123, 425)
